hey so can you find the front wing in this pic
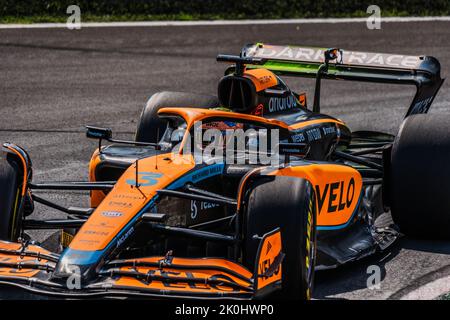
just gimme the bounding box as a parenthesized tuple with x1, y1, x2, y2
(0, 229, 283, 299)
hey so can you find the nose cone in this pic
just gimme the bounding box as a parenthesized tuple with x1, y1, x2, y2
(51, 153, 196, 286)
(52, 249, 103, 284)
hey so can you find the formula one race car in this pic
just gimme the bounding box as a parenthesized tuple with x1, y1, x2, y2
(0, 43, 447, 300)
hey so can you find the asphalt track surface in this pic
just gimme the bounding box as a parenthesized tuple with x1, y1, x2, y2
(1, 20, 450, 300)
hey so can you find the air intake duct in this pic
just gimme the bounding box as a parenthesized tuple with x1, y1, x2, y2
(217, 75, 257, 112)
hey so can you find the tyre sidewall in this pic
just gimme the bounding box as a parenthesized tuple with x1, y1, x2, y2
(0, 157, 22, 241)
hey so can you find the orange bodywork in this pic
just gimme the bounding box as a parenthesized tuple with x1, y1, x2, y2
(107, 230, 281, 296)
(89, 148, 104, 208)
(111, 256, 253, 294)
(243, 68, 278, 92)
(157, 107, 344, 132)
(269, 164, 363, 228)
(87, 107, 354, 232)
(71, 153, 195, 252)
(0, 108, 358, 299)
(84, 107, 286, 252)
(236, 164, 362, 230)
(3, 144, 28, 196)
(289, 118, 344, 130)
(158, 107, 289, 131)
(255, 229, 282, 290)
(0, 241, 55, 278)
(88, 108, 346, 210)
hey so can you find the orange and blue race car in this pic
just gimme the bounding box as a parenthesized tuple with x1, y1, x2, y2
(0, 43, 447, 300)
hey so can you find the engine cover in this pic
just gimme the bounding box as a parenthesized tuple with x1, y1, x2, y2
(218, 68, 304, 115)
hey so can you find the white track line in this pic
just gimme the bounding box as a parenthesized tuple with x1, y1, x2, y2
(1, 16, 450, 29)
(400, 275, 450, 300)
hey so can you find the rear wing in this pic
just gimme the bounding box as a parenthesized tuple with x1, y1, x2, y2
(241, 43, 444, 117)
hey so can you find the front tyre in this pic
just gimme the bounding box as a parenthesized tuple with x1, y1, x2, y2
(0, 157, 22, 241)
(243, 176, 317, 300)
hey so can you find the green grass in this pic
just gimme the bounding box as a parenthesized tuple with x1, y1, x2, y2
(0, 14, 213, 24)
(0, 10, 442, 24)
(437, 292, 450, 300)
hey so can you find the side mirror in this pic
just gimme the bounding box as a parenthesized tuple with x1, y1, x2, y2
(85, 125, 159, 151)
(86, 126, 112, 140)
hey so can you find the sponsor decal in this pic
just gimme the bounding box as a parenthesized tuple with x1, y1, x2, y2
(251, 104, 264, 116)
(108, 200, 132, 209)
(411, 96, 434, 114)
(258, 257, 280, 280)
(266, 241, 272, 255)
(111, 193, 145, 200)
(322, 126, 336, 135)
(202, 121, 244, 130)
(101, 211, 123, 218)
(305, 128, 322, 141)
(191, 165, 222, 183)
(292, 133, 306, 143)
(252, 45, 422, 69)
(77, 239, 101, 245)
(258, 75, 273, 85)
(298, 93, 307, 107)
(190, 200, 220, 219)
(190, 201, 198, 219)
(90, 221, 115, 229)
(268, 95, 297, 113)
(117, 227, 134, 247)
(83, 230, 109, 236)
(126, 172, 163, 187)
(315, 178, 355, 214)
(256, 230, 283, 290)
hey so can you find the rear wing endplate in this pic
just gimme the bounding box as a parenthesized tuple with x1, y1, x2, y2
(241, 43, 444, 117)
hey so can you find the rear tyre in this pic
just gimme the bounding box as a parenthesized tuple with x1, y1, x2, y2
(243, 176, 317, 300)
(0, 157, 22, 241)
(135, 91, 220, 143)
(390, 113, 450, 239)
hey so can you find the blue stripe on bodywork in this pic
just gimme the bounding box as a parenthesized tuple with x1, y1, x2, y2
(59, 163, 225, 266)
(316, 192, 363, 231)
(168, 163, 225, 189)
(59, 248, 103, 265)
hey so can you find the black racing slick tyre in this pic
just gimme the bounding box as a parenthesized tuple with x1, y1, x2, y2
(135, 91, 220, 143)
(243, 176, 317, 300)
(0, 157, 22, 241)
(390, 113, 450, 239)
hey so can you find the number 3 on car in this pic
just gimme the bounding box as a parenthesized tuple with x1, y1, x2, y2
(126, 172, 163, 186)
